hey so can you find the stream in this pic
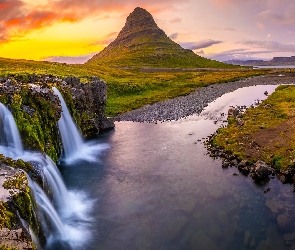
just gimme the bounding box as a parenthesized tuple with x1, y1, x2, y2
(52, 85, 295, 249)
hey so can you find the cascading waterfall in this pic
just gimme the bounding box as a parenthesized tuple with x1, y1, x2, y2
(0, 102, 92, 248)
(53, 87, 109, 164)
(52, 87, 84, 160)
(0, 103, 24, 156)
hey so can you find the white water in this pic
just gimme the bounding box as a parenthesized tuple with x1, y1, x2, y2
(53, 87, 109, 164)
(0, 102, 92, 248)
(0, 103, 24, 156)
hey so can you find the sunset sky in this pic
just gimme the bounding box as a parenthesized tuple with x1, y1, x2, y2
(1, 0, 295, 63)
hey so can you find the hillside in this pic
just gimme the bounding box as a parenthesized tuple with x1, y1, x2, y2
(87, 7, 231, 68)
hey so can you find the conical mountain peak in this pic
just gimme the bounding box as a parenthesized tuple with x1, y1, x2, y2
(117, 7, 165, 42)
(87, 7, 228, 68)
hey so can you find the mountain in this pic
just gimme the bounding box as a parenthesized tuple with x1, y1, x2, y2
(87, 7, 231, 68)
(226, 56, 295, 66)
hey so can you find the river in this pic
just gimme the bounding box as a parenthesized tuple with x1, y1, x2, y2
(50, 85, 295, 249)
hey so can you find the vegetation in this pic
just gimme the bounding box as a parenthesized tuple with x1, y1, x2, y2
(0, 57, 286, 117)
(0, 170, 37, 249)
(212, 85, 295, 170)
(0, 78, 61, 162)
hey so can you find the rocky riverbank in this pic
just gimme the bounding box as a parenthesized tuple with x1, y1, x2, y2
(115, 74, 295, 122)
(205, 83, 295, 185)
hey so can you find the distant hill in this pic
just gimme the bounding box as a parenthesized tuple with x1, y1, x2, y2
(226, 56, 295, 66)
(87, 7, 233, 68)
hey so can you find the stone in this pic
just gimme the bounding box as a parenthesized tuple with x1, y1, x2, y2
(284, 232, 295, 246)
(263, 187, 271, 193)
(222, 160, 230, 168)
(230, 159, 238, 166)
(238, 160, 250, 175)
(251, 160, 271, 182)
(279, 175, 288, 184)
(277, 211, 294, 232)
(265, 199, 284, 214)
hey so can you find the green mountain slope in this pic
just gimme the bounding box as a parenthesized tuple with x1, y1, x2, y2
(87, 7, 232, 68)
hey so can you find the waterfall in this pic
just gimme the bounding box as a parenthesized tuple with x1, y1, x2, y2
(53, 87, 109, 164)
(0, 102, 92, 248)
(0, 103, 24, 156)
(21, 153, 70, 214)
(52, 87, 83, 160)
(28, 177, 66, 239)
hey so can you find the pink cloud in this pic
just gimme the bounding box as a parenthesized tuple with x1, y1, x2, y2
(0, 0, 188, 44)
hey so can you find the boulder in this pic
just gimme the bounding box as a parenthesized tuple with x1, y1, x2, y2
(251, 160, 271, 182)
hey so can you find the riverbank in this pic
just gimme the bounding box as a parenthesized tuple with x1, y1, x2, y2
(207, 83, 295, 184)
(115, 74, 295, 122)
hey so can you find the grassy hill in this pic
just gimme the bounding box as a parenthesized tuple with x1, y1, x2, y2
(87, 7, 232, 68)
(0, 57, 274, 116)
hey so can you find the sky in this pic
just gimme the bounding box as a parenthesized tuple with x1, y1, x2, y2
(0, 0, 295, 63)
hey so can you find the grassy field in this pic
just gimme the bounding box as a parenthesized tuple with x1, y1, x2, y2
(212, 85, 295, 170)
(0, 57, 287, 117)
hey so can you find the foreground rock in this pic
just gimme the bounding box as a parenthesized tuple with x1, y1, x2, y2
(0, 75, 114, 161)
(0, 74, 114, 249)
(0, 164, 35, 249)
(115, 74, 295, 122)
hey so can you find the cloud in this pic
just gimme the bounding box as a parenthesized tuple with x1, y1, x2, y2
(179, 39, 222, 50)
(170, 17, 182, 23)
(0, 0, 188, 44)
(208, 48, 273, 61)
(169, 33, 178, 40)
(258, 8, 295, 26)
(89, 32, 118, 46)
(42, 52, 97, 64)
(242, 40, 295, 53)
(211, 0, 295, 27)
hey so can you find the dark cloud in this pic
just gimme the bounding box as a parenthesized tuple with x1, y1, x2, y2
(179, 39, 222, 50)
(169, 33, 178, 40)
(42, 52, 97, 64)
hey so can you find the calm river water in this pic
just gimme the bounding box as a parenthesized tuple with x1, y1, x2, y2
(53, 85, 295, 250)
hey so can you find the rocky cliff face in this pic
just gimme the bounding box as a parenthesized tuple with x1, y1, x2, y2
(60, 76, 114, 136)
(0, 75, 114, 161)
(0, 74, 114, 248)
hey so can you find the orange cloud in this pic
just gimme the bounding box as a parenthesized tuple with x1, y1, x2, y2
(0, 0, 188, 45)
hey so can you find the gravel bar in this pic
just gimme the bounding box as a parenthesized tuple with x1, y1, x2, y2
(115, 74, 295, 123)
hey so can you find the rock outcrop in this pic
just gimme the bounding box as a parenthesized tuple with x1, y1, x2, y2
(0, 74, 114, 249)
(0, 75, 114, 161)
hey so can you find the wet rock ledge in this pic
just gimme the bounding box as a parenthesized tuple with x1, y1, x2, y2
(0, 75, 114, 162)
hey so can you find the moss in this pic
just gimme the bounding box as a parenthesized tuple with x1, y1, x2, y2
(0, 245, 18, 250)
(212, 85, 295, 170)
(2, 172, 39, 238)
(0, 202, 16, 229)
(0, 155, 35, 175)
(54, 85, 97, 137)
(0, 82, 61, 162)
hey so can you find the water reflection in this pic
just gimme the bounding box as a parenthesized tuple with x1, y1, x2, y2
(61, 85, 295, 249)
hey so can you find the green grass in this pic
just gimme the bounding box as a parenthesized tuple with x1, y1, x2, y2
(213, 85, 295, 170)
(0, 57, 290, 117)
